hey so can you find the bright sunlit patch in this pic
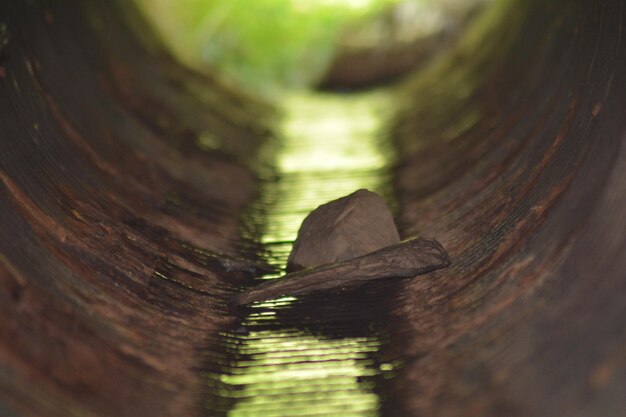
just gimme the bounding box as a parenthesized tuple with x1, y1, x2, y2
(292, 0, 393, 12)
(279, 95, 387, 172)
(252, 296, 298, 308)
(260, 91, 394, 246)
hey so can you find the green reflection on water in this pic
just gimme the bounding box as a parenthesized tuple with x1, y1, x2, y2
(224, 91, 396, 417)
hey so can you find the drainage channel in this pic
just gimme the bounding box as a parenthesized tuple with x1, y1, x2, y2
(205, 90, 398, 416)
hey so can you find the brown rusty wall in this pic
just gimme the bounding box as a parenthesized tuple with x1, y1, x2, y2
(387, 1, 626, 416)
(0, 1, 273, 417)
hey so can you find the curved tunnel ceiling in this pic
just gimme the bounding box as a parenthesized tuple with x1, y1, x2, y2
(1, 1, 625, 416)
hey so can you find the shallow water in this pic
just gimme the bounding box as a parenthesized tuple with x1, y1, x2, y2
(204, 91, 400, 416)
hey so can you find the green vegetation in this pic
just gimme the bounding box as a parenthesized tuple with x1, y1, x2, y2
(134, 0, 400, 95)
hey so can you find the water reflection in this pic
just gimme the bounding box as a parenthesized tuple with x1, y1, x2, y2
(210, 91, 396, 416)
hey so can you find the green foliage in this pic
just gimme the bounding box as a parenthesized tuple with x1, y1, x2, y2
(135, 0, 399, 95)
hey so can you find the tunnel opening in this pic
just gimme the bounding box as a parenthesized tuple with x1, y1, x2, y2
(132, 0, 490, 94)
(1, 1, 626, 417)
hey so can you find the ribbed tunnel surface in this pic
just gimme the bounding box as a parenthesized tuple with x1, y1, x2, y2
(1, 1, 626, 417)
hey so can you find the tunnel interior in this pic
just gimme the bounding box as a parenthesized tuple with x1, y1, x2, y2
(1, 1, 626, 417)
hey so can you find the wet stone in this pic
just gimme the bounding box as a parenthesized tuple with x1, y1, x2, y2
(287, 189, 401, 271)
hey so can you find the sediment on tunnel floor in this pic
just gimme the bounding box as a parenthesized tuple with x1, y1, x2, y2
(1, 1, 626, 417)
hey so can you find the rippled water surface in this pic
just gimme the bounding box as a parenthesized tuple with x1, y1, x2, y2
(205, 91, 398, 416)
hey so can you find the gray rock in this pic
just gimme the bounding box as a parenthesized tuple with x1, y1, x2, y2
(286, 189, 401, 271)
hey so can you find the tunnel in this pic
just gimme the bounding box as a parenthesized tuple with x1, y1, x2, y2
(1, 0, 626, 416)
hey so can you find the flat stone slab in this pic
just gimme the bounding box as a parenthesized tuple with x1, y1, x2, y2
(232, 237, 450, 306)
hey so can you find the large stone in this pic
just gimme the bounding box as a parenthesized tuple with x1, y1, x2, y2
(286, 189, 401, 271)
